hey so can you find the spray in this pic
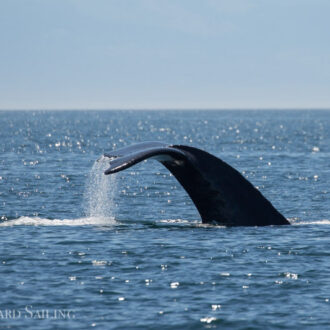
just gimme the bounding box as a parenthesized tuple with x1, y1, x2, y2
(83, 156, 117, 221)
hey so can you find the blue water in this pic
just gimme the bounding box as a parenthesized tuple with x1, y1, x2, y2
(0, 110, 329, 329)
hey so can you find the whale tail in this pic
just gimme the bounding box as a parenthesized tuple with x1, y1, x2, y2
(104, 142, 289, 226)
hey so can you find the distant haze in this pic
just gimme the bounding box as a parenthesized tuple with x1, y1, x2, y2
(1, 0, 329, 110)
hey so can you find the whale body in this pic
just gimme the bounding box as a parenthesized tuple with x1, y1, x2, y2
(104, 142, 289, 226)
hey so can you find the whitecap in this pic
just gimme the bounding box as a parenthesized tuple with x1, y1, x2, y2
(0, 216, 115, 227)
(292, 220, 330, 225)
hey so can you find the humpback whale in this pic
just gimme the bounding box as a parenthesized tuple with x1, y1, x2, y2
(104, 142, 289, 226)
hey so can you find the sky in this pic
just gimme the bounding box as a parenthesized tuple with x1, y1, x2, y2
(0, 0, 329, 110)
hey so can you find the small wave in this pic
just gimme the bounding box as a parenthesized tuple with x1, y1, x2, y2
(292, 219, 330, 225)
(157, 218, 330, 227)
(157, 219, 226, 228)
(158, 219, 192, 224)
(0, 216, 116, 227)
(2, 217, 329, 227)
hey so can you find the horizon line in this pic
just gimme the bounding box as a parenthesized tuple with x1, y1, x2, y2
(1, 107, 330, 111)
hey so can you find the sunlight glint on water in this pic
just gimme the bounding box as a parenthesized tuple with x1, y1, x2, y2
(0, 111, 330, 328)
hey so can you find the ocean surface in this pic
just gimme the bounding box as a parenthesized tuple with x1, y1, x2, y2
(0, 110, 329, 329)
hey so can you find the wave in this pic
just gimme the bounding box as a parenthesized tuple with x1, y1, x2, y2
(291, 219, 330, 225)
(0, 216, 116, 227)
(1, 216, 329, 227)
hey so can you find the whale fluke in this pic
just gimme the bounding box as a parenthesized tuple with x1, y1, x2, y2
(104, 142, 289, 226)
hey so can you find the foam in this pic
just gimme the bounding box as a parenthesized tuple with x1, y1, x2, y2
(292, 220, 330, 225)
(0, 216, 115, 227)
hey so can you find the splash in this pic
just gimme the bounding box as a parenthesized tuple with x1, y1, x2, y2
(0, 156, 118, 227)
(0, 216, 113, 227)
(83, 156, 117, 222)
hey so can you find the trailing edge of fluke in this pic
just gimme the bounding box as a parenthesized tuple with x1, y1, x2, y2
(104, 142, 290, 227)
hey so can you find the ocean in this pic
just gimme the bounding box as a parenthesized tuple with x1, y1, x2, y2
(0, 110, 329, 329)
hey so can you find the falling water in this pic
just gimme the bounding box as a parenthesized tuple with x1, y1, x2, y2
(83, 156, 117, 222)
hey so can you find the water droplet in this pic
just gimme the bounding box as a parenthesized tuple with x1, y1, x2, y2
(83, 156, 117, 222)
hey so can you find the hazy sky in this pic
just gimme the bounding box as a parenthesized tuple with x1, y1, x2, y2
(1, 0, 329, 109)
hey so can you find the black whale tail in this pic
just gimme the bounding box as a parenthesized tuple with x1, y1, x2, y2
(104, 142, 289, 226)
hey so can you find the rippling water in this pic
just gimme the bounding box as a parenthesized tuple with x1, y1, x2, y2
(0, 110, 329, 329)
